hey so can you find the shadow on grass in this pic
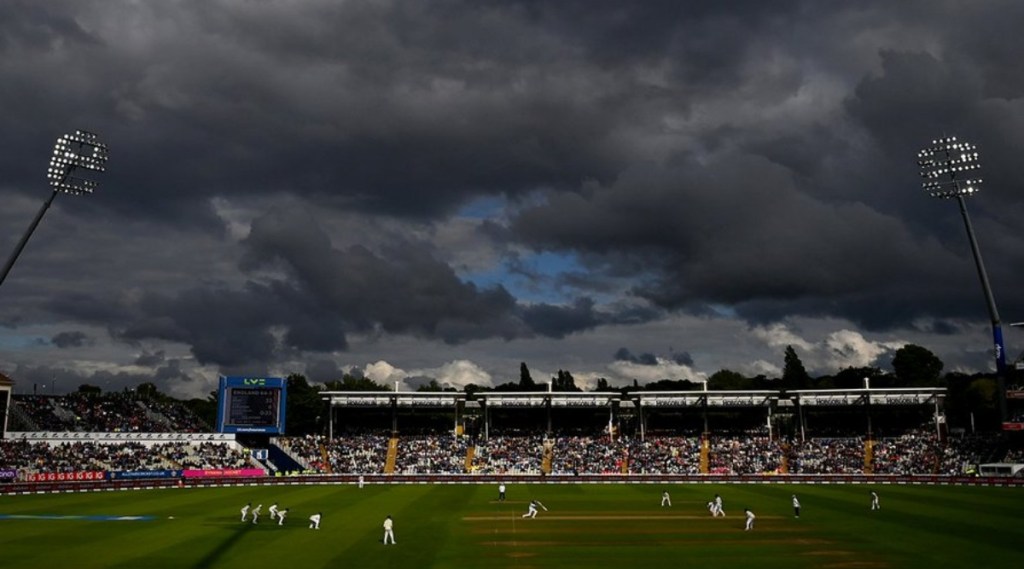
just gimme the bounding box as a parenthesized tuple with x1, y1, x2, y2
(191, 522, 256, 569)
(105, 521, 257, 569)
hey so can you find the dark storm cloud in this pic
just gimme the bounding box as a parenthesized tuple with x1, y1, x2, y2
(51, 331, 88, 348)
(614, 346, 692, 366)
(0, 0, 871, 224)
(153, 359, 191, 384)
(8, 363, 152, 395)
(0, 0, 637, 223)
(240, 207, 528, 344)
(521, 298, 602, 339)
(114, 284, 286, 367)
(671, 351, 694, 366)
(3, 0, 1024, 387)
(0, 1, 99, 51)
(614, 348, 658, 366)
(508, 148, 1022, 331)
(35, 206, 622, 368)
(134, 349, 166, 367)
(305, 359, 344, 384)
(927, 321, 962, 337)
(403, 375, 437, 390)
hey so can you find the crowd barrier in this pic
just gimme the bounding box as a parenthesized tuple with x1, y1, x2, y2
(2, 472, 1022, 495)
(7, 432, 236, 443)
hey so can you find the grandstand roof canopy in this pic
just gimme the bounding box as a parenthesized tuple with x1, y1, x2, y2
(634, 390, 775, 408)
(479, 391, 621, 408)
(321, 387, 945, 409)
(321, 391, 466, 408)
(789, 387, 944, 407)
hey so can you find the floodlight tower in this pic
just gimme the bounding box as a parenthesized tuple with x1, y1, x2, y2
(917, 135, 1007, 420)
(0, 130, 108, 288)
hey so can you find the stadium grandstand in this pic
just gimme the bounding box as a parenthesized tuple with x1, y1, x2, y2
(2, 374, 1024, 490)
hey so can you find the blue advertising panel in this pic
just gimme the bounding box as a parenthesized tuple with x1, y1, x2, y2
(108, 469, 183, 480)
(216, 376, 288, 434)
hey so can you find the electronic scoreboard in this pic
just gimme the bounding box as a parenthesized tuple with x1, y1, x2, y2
(216, 376, 287, 434)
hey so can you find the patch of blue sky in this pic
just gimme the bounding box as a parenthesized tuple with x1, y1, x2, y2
(455, 195, 508, 220)
(460, 250, 584, 305)
(529, 251, 583, 278)
(0, 330, 46, 350)
(455, 190, 552, 220)
(707, 303, 738, 318)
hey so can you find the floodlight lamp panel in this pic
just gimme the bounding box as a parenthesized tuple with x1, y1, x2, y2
(47, 129, 108, 191)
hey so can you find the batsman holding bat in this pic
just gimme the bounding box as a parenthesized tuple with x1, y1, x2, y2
(522, 500, 547, 518)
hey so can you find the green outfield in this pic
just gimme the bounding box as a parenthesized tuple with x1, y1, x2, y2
(0, 483, 1021, 568)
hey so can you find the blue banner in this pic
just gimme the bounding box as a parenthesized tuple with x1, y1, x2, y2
(108, 470, 182, 480)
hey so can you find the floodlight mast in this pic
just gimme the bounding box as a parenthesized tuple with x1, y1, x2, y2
(0, 131, 108, 289)
(918, 135, 1007, 420)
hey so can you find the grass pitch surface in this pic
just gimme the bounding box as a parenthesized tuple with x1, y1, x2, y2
(0, 483, 1021, 568)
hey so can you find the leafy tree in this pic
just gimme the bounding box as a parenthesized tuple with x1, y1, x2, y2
(707, 369, 752, 390)
(417, 379, 443, 392)
(551, 369, 581, 391)
(134, 382, 160, 399)
(750, 374, 773, 389)
(183, 395, 217, 429)
(462, 383, 490, 396)
(782, 346, 811, 390)
(892, 344, 944, 386)
(943, 372, 998, 429)
(77, 384, 101, 395)
(593, 378, 612, 391)
(493, 381, 521, 392)
(644, 379, 701, 391)
(323, 373, 385, 391)
(830, 366, 884, 389)
(285, 373, 324, 435)
(519, 362, 536, 390)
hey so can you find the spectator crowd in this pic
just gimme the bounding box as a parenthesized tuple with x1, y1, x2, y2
(11, 393, 207, 433)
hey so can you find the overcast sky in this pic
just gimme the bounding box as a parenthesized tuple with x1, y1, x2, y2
(2, 0, 1023, 398)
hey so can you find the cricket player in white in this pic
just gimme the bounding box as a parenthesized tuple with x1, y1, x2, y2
(278, 508, 288, 526)
(269, 503, 279, 521)
(309, 512, 322, 530)
(744, 509, 755, 531)
(522, 500, 540, 518)
(714, 494, 725, 517)
(661, 491, 671, 507)
(251, 504, 262, 524)
(870, 491, 880, 510)
(498, 483, 506, 502)
(792, 494, 801, 518)
(383, 515, 396, 544)
(240, 502, 251, 522)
